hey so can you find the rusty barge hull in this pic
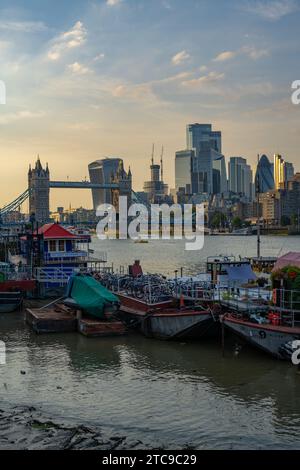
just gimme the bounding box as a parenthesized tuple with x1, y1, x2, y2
(223, 316, 300, 359)
(142, 310, 218, 340)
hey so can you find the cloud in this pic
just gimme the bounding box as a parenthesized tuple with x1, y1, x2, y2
(68, 62, 91, 75)
(47, 21, 87, 61)
(93, 53, 105, 61)
(0, 21, 48, 33)
(214, 50, 237, 62)
(242, 46, 269, 59)
(213, 46, 269, 63)
(106, 0, 122, 5)
(182, 71, 225, 89)
(172, 50, 190, 65)
(242, 0, 299, 21)
(0, 111, 45, 125)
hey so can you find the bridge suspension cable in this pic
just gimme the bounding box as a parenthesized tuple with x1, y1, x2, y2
(0, 188, 31, 215)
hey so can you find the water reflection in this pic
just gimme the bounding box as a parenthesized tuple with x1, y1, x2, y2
(1, 308, 300, 448)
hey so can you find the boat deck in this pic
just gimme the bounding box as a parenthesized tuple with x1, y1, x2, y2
(220, 299, 269, 313)
(223, 315, 300, 334)
(26, 307, 77, 334)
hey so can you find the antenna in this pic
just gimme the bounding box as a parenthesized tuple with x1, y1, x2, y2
(151, 143, 155, 166)
(160, 145, 164, 182)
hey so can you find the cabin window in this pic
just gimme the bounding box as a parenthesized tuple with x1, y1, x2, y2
(58, 240, 65, 252)
(49, 240, 56, 252)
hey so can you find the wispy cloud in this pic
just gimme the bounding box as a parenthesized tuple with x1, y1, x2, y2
(0, 20, 48, 33)
(0, 110, 45, 125)
(214, 50, 237, 62)
(213, 46, 269, 62)
(242, 46, 269, 59)
(47, 21, 87, 61)
(172, 50, 190, 66)
(106, 0, 122, 6)
(68, 62, 91, 75)
(242, 0, 299, 21)
(93, 53, 105, 62)
(182, 71, 225, 89)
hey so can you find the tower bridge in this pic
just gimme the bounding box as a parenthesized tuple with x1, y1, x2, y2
(0, 157, 133, 222)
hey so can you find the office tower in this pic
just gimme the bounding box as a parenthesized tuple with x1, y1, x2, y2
(284, 162, 295, 183)
(274, 154, 285, 190)
(175, 149, 194, 192)
(186, 123, 222, 154)
(273, 154, 294, 190)
(88, 158, 124, 209)
(212, 154, 227, 194)
(255, 155, 274, 193)
(191, 149, 216, 194)
(228, 157, 253, 200)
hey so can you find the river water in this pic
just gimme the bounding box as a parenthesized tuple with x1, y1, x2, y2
(1, 235, 300, 449)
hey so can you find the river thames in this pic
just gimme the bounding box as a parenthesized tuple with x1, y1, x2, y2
(0, 235, 300, 449)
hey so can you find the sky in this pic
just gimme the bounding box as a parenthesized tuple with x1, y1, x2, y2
(0, 0, 300, 210)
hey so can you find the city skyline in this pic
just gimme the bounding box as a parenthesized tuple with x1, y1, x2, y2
(0, 0, 300, 209)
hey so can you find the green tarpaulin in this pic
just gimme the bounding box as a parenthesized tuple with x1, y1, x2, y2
(68, 275, 119, 318)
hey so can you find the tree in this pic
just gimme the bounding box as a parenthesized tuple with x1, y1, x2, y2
(210, 211, 227, 229)
(232, 216, 243, 229)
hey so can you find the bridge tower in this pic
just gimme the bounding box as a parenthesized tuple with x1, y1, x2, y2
(28, 156, 50, 223)
(111, 161, 132, 212)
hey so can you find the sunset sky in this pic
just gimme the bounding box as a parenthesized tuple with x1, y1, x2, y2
(0, 0, 299, 210)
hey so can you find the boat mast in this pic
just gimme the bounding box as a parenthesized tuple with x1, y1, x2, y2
(256, 154, 261, 258)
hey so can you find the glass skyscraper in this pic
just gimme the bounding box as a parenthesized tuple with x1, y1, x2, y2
(88, 158, 123, 209)
(186, 123, 222, 154)
(255, 155, 274, 193)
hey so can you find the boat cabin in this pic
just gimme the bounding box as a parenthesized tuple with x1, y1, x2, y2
(20, 223, 91, 289)
(206, 255, 257, 286)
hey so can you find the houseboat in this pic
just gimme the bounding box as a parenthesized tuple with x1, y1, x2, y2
(20, 223, 107, 294)
(102, 261, 220, 340)
(222, 252, 300, 360)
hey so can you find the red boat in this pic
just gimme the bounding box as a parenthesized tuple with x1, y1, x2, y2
(0, 280, 36, 313)
(0, 280, 36, 293)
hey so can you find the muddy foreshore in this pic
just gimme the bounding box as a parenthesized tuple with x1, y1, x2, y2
(0, 405, 146, 450)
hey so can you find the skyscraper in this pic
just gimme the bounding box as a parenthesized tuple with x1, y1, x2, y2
(186, 123, 222, 196)
(212, 154, 227, 194)
(175, 149, 194, 192)
(284, 162, 295, 184)
(186, 123, 222, 153)
(273, 154, 294, 190)
(274, 154, 285, 190)
(88, 158, 124, 209)
(228, 157, 253, 200)
(255, 155, 274, 193)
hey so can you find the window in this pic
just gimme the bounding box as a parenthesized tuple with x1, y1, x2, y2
(49, 240, 56, 252)
(58, 240, 65, 252)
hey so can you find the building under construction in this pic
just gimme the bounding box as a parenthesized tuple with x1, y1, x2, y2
(143, 145, 169, 204)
